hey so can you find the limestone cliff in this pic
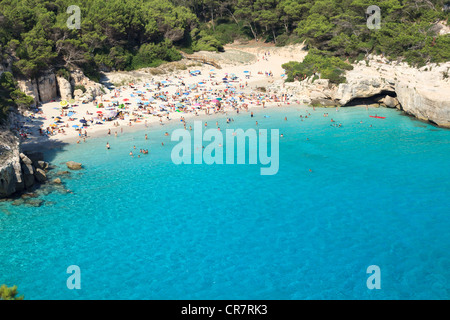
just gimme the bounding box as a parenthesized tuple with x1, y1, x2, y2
(275, 55, 450, 128)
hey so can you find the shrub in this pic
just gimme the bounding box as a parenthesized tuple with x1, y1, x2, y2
(74, 85, 86, 93)
(282, 49, 352, 84)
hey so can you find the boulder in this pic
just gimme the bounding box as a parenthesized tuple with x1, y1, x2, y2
(35, 168, 47, 183)
(21, 163, 35, 188)
(56, 171, 70, 176)
(36, 161, 49, 170)
(381, 95, 400, 108)
(25, 199, 44, 207)
(73, 89, 84, 100)
(19, 153, 33, 165)
(52, 178, 62, 184)
(66, 161, 82, 170)
(21, 192, 38, 199)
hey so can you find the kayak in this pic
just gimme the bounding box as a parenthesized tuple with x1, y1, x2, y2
(370, 116, 386, 119)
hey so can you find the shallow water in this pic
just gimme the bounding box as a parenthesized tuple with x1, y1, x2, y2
(1, 106, 449, 299)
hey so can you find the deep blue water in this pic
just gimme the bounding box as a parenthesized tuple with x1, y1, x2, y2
(1, 106, 449, 299)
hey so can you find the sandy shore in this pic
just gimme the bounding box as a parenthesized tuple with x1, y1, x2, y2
(19, 43, 307, 150)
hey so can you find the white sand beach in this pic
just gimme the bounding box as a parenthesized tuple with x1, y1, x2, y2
(17, 43, 307, 149)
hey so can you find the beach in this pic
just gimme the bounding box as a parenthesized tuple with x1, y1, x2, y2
(18, 44, 308, 150)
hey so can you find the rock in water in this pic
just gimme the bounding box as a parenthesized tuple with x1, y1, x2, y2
(25, 199, 44, 207)
(35, 168, 47, 183)
(66, 161, 83, 170)
(19, 153, 33, 165)
(21, 163, 35, 188)
(52, 178, 62, 184)
(36, 161, 49, 170)
(56, 171, 70, 176)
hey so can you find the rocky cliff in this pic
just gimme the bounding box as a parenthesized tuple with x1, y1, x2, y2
(15, 68, 109, 106)
(0, 115, 49, 199)
(275, 55, 450, 128)
(0, 130, 23, 198)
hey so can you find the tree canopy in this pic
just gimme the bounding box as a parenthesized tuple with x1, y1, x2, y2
(0, 0, 448, 83)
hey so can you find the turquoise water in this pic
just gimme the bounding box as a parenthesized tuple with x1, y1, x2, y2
(1, 106, 449, 300)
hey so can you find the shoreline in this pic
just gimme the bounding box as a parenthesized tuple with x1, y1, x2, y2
(20, 103, 305, 152)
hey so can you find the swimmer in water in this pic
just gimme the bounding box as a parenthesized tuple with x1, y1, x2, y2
(106, 142, 110, 149)
(165, 132, 169, 136)
(145, 134, 148, 140)
(256, 121, 258, 126)
(130, 151, 133, 156)
(280, 134, 284, 137)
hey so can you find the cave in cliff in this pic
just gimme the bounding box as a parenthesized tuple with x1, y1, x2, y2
(344, 91, 398, 107)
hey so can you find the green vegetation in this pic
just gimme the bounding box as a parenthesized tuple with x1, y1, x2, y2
(0, 284, 24, 300)
(282, 48, 353, 84)
(0, 0, 449, 85)
(73, 84, 86, 93)
(0, 72, 34, 122)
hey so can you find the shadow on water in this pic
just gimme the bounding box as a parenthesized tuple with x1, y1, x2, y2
(16, 110, 70, 165)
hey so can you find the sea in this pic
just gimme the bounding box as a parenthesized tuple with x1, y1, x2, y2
(0, 105, 449, 299)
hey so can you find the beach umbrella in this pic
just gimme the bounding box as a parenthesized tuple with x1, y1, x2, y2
(123, 98, 129, 101)
(216, 98, 222, 101)
(69, 99, 76, 104)
(60, 100, 68, 107)
(79, 119, 87, 124)
(72, 125, 79, 129)
(148, 97, 155, 102)
(97, 111, 103, 114)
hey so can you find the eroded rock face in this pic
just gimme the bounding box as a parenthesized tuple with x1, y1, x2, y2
(71, 69, 108, 102)
(334, 78, 395, 105)
(37, 72, 58, 102)
(0, 131, 22, 198)
(16, 78, 39, 105)
(395, 82, 450, 128)
(276, 55, 450, 127)
(56, 76, 73, 101)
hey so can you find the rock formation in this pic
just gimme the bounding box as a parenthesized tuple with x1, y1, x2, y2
(66, 161, 83, 170)
(274, 55, 450, 128)
(0, 129, 50, 199)
(37, 71, 58, 102)
(56, 76, 73, 101)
